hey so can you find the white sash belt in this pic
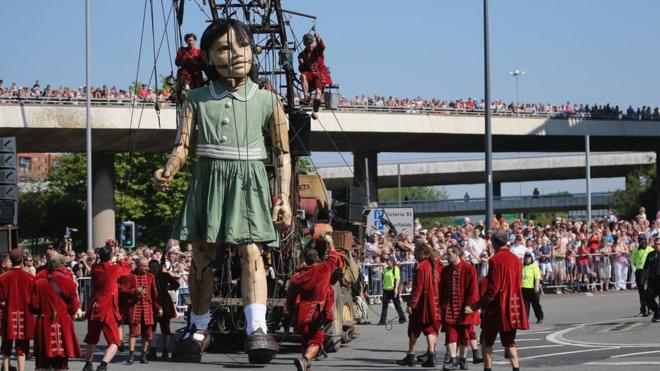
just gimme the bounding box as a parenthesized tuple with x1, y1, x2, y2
(197, 143, 266, 160)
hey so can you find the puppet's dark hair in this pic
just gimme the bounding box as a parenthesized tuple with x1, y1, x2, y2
(200, 19, 254, 81)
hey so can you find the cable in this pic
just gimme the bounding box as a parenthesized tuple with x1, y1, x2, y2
(159, 0, 175, 75)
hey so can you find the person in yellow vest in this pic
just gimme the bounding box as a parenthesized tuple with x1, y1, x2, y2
(632, 234, 654, 316)
(521, 252, 544, 324)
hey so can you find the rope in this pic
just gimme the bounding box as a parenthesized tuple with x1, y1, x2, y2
(159, 0, 175, 75)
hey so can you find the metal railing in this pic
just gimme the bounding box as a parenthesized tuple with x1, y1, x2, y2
(1, 96, 657, 121)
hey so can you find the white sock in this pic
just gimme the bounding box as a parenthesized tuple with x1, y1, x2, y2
(190, 311, 210, 331)
(244, 303, 268, 335)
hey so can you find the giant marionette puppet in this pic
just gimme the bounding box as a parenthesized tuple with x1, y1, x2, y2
(154, 19, 292, 363)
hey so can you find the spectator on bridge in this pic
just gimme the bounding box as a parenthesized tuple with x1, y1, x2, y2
(464, 192, 470, 202)
(175, 33, 204, 94)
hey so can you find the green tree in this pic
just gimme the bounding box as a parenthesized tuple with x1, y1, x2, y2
(612, 165, 657, 220)
(378, 186, 448, 203)
(114, 153, 192, 247)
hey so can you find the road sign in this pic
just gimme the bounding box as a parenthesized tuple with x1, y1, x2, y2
(366, 207, 414, 236)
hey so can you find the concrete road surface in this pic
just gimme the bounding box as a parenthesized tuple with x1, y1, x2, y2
(15, 290, 660, 370)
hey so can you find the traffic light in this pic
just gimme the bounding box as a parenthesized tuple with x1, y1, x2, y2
(122, 220, 135, 249)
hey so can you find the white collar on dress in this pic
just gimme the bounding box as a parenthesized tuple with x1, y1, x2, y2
(209, 80, 258, 102)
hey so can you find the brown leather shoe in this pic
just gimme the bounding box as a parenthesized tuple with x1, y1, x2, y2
(245, 328, 279, 364)
(172, 330, 211, 363)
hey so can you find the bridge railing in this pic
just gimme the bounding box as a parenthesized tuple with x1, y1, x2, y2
(380, 192, 615, 206)
(1, 96, 653, 121)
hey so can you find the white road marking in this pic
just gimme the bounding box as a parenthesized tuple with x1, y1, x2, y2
(611, 349, 660, 358)
(493, 344, 563, 352)
(584, 361, 660, 366)
(519, 346, 619, 360)
(492, 346, 618, 365)
(546, 320, 660, 348)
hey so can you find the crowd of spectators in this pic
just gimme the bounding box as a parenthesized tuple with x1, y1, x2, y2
(0, 79, 172, 103)
(361, 207, 659, 304)
(341, 94, 660, 120)
(2, 238, 192, 314)
(2, 79, 659, 120)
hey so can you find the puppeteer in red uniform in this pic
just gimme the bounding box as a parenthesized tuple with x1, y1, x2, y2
(0, 249, 36, 369)
(124, 259, 161, 364)
(175, 33, 204, 90)
(439, 246, 479, 369)
(83, 246, 133, 371)
(298, 33, 333, 101)
(397, 241, 442, 367)
(287, 234, 340, 371)
(31, 256, 82, 371)
(467, 229, 529, 371)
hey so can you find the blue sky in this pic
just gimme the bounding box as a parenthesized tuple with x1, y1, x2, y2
(2, 0, 652, 198)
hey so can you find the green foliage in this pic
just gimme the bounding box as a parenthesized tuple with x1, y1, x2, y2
(612, 165, 657, 220)
(19, 153, 192, 249)
(378, 186, 448, 203)
(115, 153, 192, 247)
(19, 154, 87, 249)
(296, 156, 314, 174)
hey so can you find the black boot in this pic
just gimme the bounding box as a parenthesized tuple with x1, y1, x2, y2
(125, 351, 135, 365)
(160, 349, 169, 360)
(421, 352, 436, 367)
(458, 357, 468, 370)
(472, 348, 483, 364)
(417, 351, 432, 363)
(294, 356, 310, 371)
(442, 357, 459, 370)
(82, 361, 94, 371)
(140, 352, 149, 364)
(96, 362, 108, 371)
(652, 311, 660, 322)
(396, 353, 416, 367)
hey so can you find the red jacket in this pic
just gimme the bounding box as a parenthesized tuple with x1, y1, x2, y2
(31, 267, 82, 358)
(86, 261, 132, 323)
(440, 261, 478, 325)
(0, 267, 36, 339)
(175, 46, 204, 88)
(409, 259, 441, 325)
(287, 251, 340, 335)
(298, 38, 333, 87)
(125, 271, 160, 326)
(478, 248, 529, 331)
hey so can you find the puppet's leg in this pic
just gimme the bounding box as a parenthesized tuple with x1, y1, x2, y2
(172, 241, 216, 362)
(239, 243, 279, 363)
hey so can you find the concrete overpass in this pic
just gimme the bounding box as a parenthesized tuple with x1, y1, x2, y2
(317, 152, 656, 191)
(1, 102, 658, 244)
(2, 103, 660, 153)
(381, 192, 613, 217)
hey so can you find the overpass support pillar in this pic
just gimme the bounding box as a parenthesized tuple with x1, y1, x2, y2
(354, 151, 378, 203)
(494, 181, 502, 198)
(92, 153, 115, 248)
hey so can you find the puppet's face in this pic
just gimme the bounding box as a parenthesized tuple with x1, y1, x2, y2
(206, 27, 252, 79)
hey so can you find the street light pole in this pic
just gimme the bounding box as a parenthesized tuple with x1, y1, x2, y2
(484, 0, 493, 231)
(509, 69, 525, 106)
(85, 0, 93, 251)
